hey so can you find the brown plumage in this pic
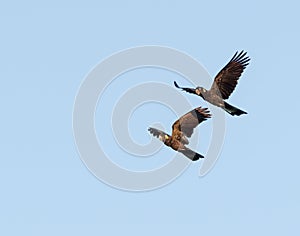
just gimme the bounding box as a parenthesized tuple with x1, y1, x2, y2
(148, 107, 211, 161)
(174, 51, 250, 116)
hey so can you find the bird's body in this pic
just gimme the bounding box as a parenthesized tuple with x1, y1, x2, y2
(162, 137, 189, 155)
(148, 107, 211, 161)
(174, 51, 250, 116)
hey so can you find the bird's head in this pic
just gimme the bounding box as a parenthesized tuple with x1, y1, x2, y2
(195, 87, 206, 96)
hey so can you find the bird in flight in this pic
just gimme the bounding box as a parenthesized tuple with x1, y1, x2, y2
(174, 51, 250, 116)
(148, 107, 211, 161)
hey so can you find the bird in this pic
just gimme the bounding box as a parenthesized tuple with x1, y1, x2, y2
(174, 51, 250, 116)
(148, 107, 211, 161)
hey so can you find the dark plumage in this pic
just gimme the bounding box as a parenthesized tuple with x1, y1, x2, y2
(148, 107, 211, 161)
(174, 51, 250, 116)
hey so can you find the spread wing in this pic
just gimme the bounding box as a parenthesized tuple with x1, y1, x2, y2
(148, 127, 170, 142)
(210, 51, 250, 99)
(172, 107, 211, 142)
(174, 81, 196, 95)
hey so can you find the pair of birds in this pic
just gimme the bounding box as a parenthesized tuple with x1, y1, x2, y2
(148, 51, 250, 161)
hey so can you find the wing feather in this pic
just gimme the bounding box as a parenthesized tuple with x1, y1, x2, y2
(148, 127, 170, 142)
(211, 51, 250, 99)
(172, 107, 211, 140)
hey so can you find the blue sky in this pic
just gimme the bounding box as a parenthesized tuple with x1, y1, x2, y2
(1, 1, 299, 235)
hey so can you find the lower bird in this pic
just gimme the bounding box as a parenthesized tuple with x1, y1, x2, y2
(174, 51, 250, 116)
(148, 107, 211, 161)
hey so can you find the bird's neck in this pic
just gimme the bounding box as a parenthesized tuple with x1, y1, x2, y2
(198, 91, 206, 100)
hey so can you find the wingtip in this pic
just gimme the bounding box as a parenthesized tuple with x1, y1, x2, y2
(195, 106, 212, 119)
(148, 127, 153, 132)
(230, 50, 250, 66)
(174, 81, 179, 88)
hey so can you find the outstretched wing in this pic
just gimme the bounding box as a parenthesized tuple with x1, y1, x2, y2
(148, 127, 170, 142)
(174, 81, 197, 95)
(210, 51, 250, 99)
(172, 107, 211, 142)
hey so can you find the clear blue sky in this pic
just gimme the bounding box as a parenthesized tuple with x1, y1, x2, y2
(1, 1, 299, 235)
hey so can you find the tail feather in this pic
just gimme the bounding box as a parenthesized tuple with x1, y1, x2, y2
(180, 148, 204, 161)
(224, 102, 247, 116)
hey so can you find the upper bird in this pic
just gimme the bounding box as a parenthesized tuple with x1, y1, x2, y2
(174, 51, 250, 116)
(148, 106, 211, 161)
